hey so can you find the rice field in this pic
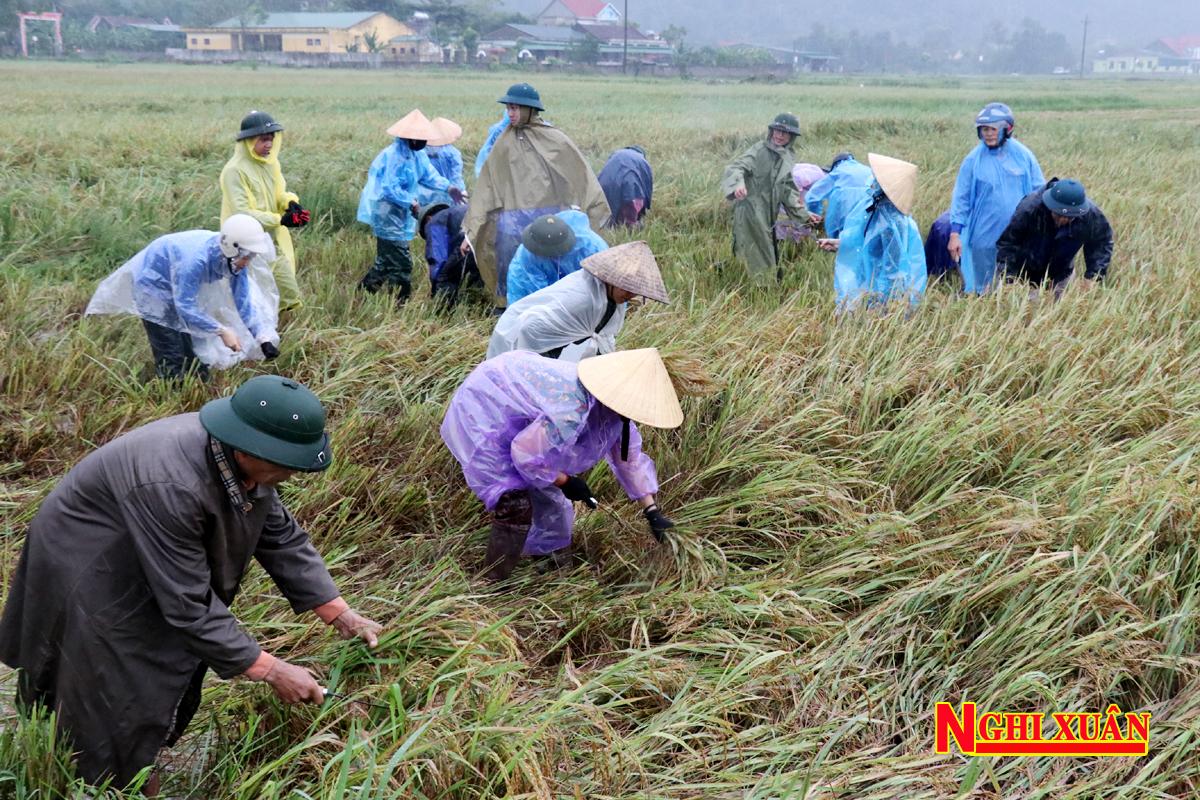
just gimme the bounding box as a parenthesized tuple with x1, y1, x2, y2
(2, 61, 1200, 798)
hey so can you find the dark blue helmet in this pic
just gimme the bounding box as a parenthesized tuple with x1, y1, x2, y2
(498, 82, 544, 111)
(975, 102, 1014, 144)
(1042, 179, 1090, 218)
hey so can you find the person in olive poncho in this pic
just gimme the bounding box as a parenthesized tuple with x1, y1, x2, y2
(721, 112, 807, 284)
(0, 376, 382, 792)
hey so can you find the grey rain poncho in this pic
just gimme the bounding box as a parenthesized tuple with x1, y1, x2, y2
(487, 268, 626, 362)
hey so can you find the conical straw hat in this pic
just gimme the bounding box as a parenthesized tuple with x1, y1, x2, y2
(577, 348, 683, 429)
(428, 117, 463, 146)
(386, 109, 438, 140)
(581, 241, 670, 304)
(868, 153, 918, 216)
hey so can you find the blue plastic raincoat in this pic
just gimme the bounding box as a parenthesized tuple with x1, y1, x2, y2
(834, 186, 927, 310)
(474, 115, 509, 178)
(505, 210, 608, 304)
(598, 147, 653, 227)
(357, 139, 450, 242)
(418, 144, 466, 209)
(440, 351, 659, 555)
(805, 157, 874, 238)
(950, 138, 1043, 293)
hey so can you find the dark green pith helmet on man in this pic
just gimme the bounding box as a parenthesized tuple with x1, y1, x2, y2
(522, 214, 577, 258)
(768, 112, 801, 136)
(497, 82, 544, 111)
(200, 375, 332, 471)
(236, 110, 285, 141)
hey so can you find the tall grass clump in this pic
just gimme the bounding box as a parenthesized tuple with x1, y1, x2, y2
(2, 62, 1200, 798)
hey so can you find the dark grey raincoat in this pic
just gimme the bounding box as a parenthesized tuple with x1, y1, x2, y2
(0, 414, 340, 786)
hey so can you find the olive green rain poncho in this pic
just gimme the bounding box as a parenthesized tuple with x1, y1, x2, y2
(721, 115, 806, 283)
(465, 106, 610, 309)
(220, 134, 303, 310)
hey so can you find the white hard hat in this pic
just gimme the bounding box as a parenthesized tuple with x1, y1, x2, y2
(219, 214, 273, 258)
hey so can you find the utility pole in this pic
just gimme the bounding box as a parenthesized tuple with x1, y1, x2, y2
(622, 0, 629, 74)
(1078, 15, 1089, 78)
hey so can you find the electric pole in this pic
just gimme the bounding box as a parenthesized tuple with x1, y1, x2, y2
(1079, 15, 1089, 78)
(623, 0, 629, 74)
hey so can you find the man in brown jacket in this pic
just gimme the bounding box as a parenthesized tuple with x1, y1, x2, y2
(0, 375, 381, 791)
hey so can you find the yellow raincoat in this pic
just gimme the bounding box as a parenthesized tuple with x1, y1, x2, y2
(220, 136, 302, 310)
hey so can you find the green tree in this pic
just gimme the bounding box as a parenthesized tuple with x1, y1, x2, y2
(568, 34, 600, 65)
(461, 25, 478, 62)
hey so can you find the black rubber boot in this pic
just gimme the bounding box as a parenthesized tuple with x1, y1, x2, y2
(484, 491, 531, 581)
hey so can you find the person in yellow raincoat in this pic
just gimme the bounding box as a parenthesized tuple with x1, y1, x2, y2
(464, 83, 610, 312)
(220, 111, 310, 312)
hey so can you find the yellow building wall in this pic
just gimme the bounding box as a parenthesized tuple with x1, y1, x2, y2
(184, 31, 233, 50)
(282, 32, 336, 53)
(346, 14, 412, 52)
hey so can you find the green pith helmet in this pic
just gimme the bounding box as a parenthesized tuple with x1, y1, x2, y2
(522, 214, 576, 258)
(199, 375, 332, 471)
(497, 82, 544, 111)
(1042, 179, 1090, 218)
(236, 110, 284, 141)
(418, 202, 450, 239)
(768, 112, 801, 136)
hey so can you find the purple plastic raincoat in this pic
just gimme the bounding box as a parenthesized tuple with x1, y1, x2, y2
(440, 351, 658, 555)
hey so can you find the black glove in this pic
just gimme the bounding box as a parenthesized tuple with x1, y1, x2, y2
(558, 476, 597, 508)
(281, 201, 309, 228)
(643, 504, 674, 543)
(260, 341, 279, 360)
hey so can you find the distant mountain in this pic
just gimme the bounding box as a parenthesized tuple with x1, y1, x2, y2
(499, 0, 1200, 49)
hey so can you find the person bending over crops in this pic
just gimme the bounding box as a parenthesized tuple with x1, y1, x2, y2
(419, 201, 481, 310)
(463, 83, 610, 312)
(84, 214, 282, 381)
(220, 111, 311, 312)
(357, 109, 465, 305)
(0, 375, 382, 793)
(998, 178, 1113, 298)
(598, 145, 654, 228)
(817, 153, 928, 311)
(721, 112, 806, 284)
(948, 103, 1044, 294)
(417, 116, 468, 210)
(488, 241, 670, 362)
(505, 210, 609, 305)
(441, 348, 681, 580)
(805, 152, 875, 239)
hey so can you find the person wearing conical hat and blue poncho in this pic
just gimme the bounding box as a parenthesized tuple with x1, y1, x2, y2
(820, 153, 927, 311)
(463, 83, 610, 311)
(948, 103, 1044, 294)
(488, 241, 671, 363)
(804, 152, 875, 239)
(357, 109, 465, 304)
(505, 210, 609, 305)
(417, 117, 468, 211)
(720, 112, 807, 284)
(441, 348, 681, 580)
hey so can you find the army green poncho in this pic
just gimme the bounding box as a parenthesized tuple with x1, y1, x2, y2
(721, 136, 805, 283)
(464, 116, 610, 308)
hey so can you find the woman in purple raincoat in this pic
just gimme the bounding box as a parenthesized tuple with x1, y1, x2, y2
(441, 348, 682, 580)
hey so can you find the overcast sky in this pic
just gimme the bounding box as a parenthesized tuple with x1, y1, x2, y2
(502, 0, 1200, 48)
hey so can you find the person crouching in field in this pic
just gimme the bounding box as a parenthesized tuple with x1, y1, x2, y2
(805, 152, 875, 239)
(488, 241, 671, 362)
(998, 178, 1113, 299)
(441, 348, 681, 580)
(721, 112, 807, 284)
(420, 202, 481, 310)
(598, 145, 654, 228)
(505, 210, 609, 304)
(818, 153, 927, 311)
(0, 375, 382, 793)
(85, 214, 282, 382)
(357, 109, 464, 305)
(220, 111, 310, 313)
